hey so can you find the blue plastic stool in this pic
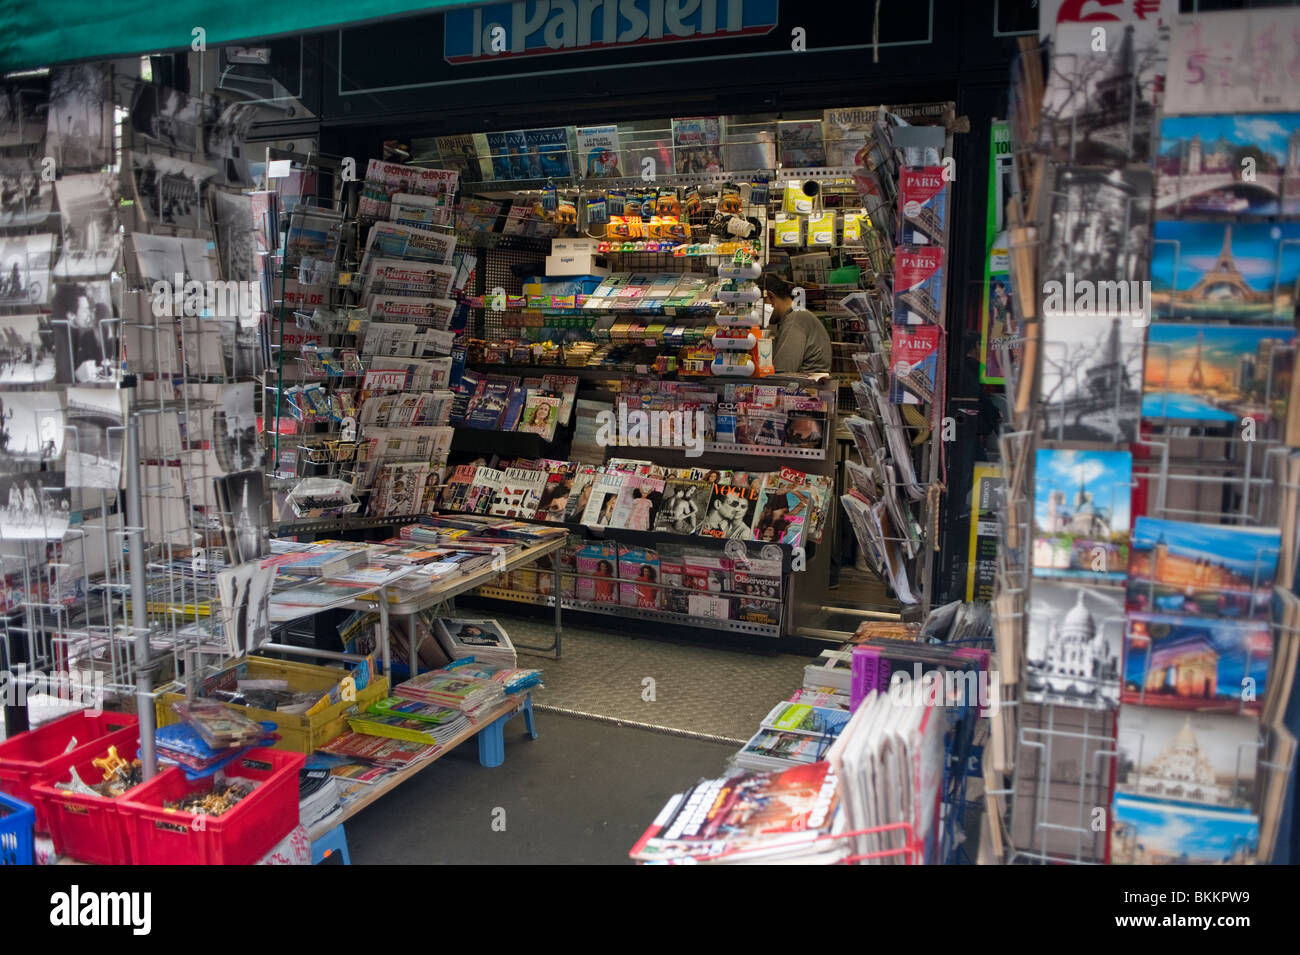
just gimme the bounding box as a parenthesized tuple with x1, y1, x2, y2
(311, 823, 351, 865)
(477, 693, 537, 768)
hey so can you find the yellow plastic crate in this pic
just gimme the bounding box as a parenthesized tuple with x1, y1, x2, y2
(156, 656, 390, 754)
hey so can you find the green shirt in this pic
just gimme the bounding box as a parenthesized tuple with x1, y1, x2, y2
(772, 308, 832, 374)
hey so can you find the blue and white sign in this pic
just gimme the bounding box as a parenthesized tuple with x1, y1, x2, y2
(445, 0, 781, 64)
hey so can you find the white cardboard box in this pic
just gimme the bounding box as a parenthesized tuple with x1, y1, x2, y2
(545, 251, 609, 277)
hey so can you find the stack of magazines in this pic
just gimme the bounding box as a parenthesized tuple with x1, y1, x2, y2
(434, 617, 516, 668)
(734, 700, 848, 772)
(346, 696, 472, 746)
(299, 766, 343, 832)
(392, 669, 506, 719)
(630, 762, 844, 864)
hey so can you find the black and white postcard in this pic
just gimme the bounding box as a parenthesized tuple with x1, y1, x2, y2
(221, 314, 264, 380)
(0, 75, 49, 146)
(217, 469, 269, 565)
(130, 83, 203, 154)
(50, 281, 118, 384)
(0, 234, 55, 307)
(212, 190, 256, 282)
(214, 382, 262, 472)
(1025, 581, 1124, 710)
(1038, 20, 1168, 163)
(46, 64, 113, 171)
(0, 471, 71, 541)
(0, 157, 54, 227)
(130, 233, 216, 286)
(1041, 166, 1153, 286)
(1041, 312, 1144, 443)
(203, 96, 257, 186)
(130, 151, 216, 230)
(0, 314, 55, 384)
(0, 391, 64, 462)
(65, 386, 127, 489)
(54, 174, 120, 278)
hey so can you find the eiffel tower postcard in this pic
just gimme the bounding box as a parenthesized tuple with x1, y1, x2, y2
(1143, 322, 1295, 426)
(1151, 220, 1300, 321)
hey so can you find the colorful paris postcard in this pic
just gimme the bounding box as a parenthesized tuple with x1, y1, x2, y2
(1143, 323, 1295, 425)
(1126, 517, 1280, 619)
(1157, 113, 1300, 217)
(1116, 707, 1260, 809)
(1123, 612, 1272, 714)
(1033, 448, 1132, 583)
(1111, 794, 1258, 865)
(1150, 220, 1300, 321)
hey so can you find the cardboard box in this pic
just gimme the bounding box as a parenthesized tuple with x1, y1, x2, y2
(545, 251, 610, 277)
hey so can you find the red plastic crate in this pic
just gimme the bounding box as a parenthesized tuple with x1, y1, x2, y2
(0, 710, 138, 833)
(119, 747, 305, 865)
(29, 738, 155, 865)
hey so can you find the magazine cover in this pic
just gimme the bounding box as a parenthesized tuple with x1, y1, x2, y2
(698, 482, 760, 540)
(524, 127, 572, 178)
(1151, 221, 1300, 322)
(654, 479, 710, 535)
(486, 130, 530, 180)
(751, 487, 810, 546)
(893, 246, 944, 326)
(1143, 324, 1295, 426)
(617, 545, 661, 609)
(576, 125, 622, 178)
(823, 106, 876, 167)
(1125, 613, 1272, 714)
(434, 617, 514, 658)
(518, 390, 562, 439)
(580, 472, 626, 528)
(1033, 448, 1132, 583)
(436, 133, 490, 181)
(609, 476, 665, 532)
(1126, 517, 1279, 619)
(489, 467, 548, 519)
(778, 120, 826, 168)
(575, 542, 618, 604)
(1025, 581, 1123, 710)
(889, 325, 941, 405)
(1041, 312, 1145, 442)
(671, 117, 723, 174)
(1116, 707, 1260, 810)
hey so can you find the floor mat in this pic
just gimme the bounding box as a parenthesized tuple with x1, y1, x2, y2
(496, 613, 811, 744)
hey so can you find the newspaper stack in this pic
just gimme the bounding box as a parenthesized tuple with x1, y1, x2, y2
(299, 767, 343, 833)
(433, 617, 516, 668)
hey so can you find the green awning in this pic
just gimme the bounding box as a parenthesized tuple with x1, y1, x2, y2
(1, 1, 476, 73)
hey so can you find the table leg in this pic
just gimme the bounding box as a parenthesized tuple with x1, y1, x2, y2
(378, 598, 391, 680)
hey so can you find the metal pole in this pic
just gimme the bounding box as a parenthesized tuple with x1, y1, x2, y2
(126, 380, 157, 780)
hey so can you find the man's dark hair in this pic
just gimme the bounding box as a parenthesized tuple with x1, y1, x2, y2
(760, 273, 794, 300)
